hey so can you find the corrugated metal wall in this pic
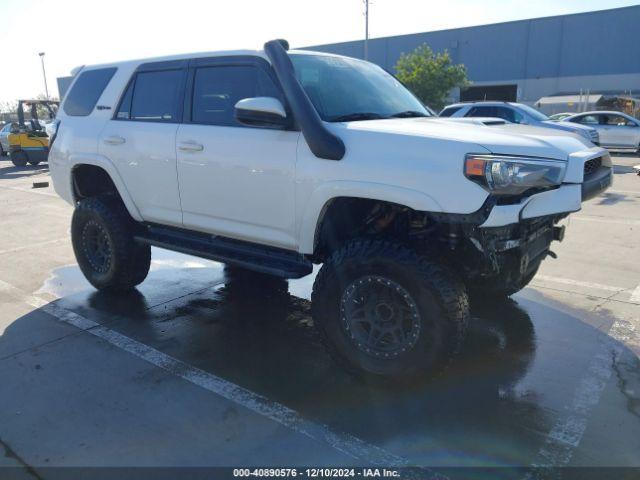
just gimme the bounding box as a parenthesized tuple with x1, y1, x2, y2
(303, 6, 640, 82)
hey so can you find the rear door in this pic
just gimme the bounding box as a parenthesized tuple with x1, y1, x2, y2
(99, 62, 186, 226)
(176, 56, 300, 249)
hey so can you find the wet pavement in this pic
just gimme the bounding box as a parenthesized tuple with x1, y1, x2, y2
(0, 156, 639, 478)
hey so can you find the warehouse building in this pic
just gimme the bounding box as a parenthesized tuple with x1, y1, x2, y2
(304, 5, 640, 114)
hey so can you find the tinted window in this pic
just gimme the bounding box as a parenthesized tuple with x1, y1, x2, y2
(129, 70, 182, 122)
(493, 107, 516, 122)
(439, 106, 462, 117)
(467, 106, 497, 117)
(63, 67, 117, 116)
(191, 65, 280, 126)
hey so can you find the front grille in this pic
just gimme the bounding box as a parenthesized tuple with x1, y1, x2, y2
(584, 157, 602, 177)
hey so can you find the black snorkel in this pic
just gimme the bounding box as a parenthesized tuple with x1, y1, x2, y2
(264, 39, 345, 161)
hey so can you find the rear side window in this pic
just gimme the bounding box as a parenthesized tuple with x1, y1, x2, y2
(63, 67, 117, 116)
(439, 106, 462, 117)
(117, 69, 183, 122)
(191, 65, 280, 126)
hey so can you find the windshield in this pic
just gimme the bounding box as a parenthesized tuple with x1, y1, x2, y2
(290, 53, 430, 122)
(517, 103, 549, 121)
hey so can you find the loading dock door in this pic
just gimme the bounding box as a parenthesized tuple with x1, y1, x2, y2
(461, 84, 517, 102)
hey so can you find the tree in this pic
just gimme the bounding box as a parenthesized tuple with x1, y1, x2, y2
(394, 44, 470, 111)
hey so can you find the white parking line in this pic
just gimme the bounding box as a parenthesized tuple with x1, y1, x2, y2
(0, 279, 419, 470)
(0, 238, 68, 256)
(607, 189, 640, 196)
(572, 215, 640, 226)
(0, 184, 58, 197)
(532, 316, 636, 469)
(534, 275, 626, 293)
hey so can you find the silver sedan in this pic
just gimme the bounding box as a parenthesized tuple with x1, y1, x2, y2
(0, 122, 13, 156)
(563, 111, 640, 151)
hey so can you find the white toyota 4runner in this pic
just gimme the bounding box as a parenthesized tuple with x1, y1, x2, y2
(49, 40, 612, 378)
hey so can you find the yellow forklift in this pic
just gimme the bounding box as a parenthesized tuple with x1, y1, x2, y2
(8, 99, 59, 167)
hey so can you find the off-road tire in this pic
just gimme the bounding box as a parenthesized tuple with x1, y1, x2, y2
(10, 150, 28, 167)
(72, 195, 150, 291)
(312, 239, 469, 378)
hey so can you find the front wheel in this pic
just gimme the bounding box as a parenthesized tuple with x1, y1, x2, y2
(72, 195, 151, 291)
(312, 239, 469, 378)
(10, 150, 28, 167)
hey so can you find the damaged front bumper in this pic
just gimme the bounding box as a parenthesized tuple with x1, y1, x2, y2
(480, 150, 612, 228)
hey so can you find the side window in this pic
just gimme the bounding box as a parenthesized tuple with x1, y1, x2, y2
(127, 70, 183, 122)
(191, 65, 280, 126)
(574, 115, 598, 125)
(605, 115, 634, 126)
(63, 67, 117, 116)
(493, 107, 516, 122)
(467, 106, 496, 117)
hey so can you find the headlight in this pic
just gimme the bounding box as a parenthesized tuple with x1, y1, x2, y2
(464, 154, 566, 195)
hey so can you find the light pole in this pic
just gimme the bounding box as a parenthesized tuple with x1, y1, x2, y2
(363, 0, 369, 60)
(38, 52, 49, 99)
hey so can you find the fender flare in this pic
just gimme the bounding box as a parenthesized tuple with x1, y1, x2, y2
(68, 153, 143, 221)
(298, 181, 443, 254)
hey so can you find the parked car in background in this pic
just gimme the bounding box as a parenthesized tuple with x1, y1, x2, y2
(548, 112, 573, 121)
(440, 102, 600, 145)
(562, 111, 640, 151)
(0, 122, 15, 156)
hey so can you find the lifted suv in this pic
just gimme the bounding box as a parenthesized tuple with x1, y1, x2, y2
(49, 40, 612, 378)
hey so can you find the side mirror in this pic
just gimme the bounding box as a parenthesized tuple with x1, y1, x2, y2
(235, 97, 288, 128)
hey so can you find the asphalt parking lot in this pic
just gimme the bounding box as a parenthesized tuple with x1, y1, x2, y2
(0, 155, 639, 479)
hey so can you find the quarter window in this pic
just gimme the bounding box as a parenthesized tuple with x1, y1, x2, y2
(63, 67, 117, 116)
(191, 65, 280, 126)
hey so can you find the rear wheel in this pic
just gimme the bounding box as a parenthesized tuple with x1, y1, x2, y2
(72, 195, 151, 291)
(10, 150, 28, 167)
(312, 239, 469, 379)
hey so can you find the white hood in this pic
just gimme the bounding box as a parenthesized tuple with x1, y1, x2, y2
(338, 117, 593, 161)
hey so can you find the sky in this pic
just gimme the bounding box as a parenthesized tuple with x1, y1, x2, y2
(0, 0, 638, 104)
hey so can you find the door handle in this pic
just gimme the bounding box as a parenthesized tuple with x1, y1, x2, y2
(178, 141, 204, 152)
(103, 135, 126, 145)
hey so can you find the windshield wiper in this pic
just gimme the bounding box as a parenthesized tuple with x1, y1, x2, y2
(389, 110, 429, 118)
(328, 112, 387, 122)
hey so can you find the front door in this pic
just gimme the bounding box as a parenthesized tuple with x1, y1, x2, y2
(599, 113, 638, 148)
(176, 57, 300, 250)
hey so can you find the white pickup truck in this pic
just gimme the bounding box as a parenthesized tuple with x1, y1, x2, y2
(49, 40, 612, 378)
